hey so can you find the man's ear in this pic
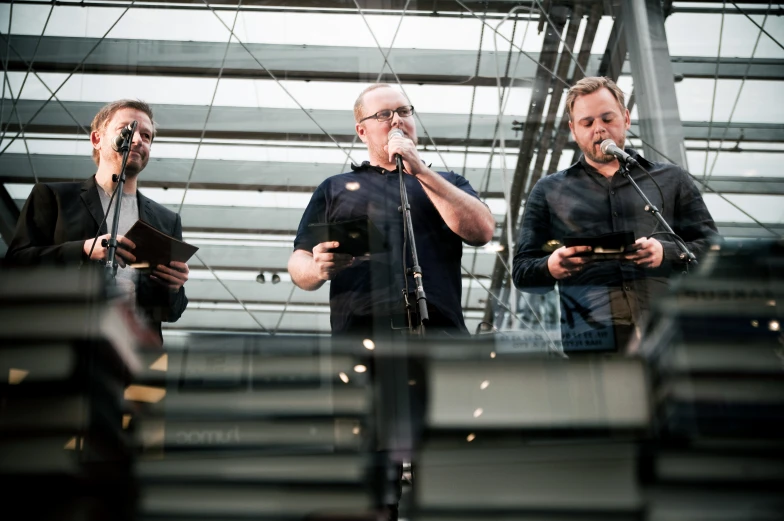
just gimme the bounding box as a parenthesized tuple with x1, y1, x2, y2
(568, 120, 575, 140)
(355, 122, 368, 144)
(90, 130, 101, 151)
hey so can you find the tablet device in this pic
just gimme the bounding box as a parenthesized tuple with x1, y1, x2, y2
(563, 230, 638, 259)
(307, 218, 388, 256)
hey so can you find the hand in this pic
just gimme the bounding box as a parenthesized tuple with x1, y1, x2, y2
(547, 245, 593, 280)
(625, 237, 663, 268)
(83, 234, 136, 267)
(313, 241, 354, 281)
(151, 261, 189, 291)
(385, 133, 424, 176)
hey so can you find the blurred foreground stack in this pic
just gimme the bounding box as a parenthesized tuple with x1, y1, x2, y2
(637, 238, 784, 520)
(406, 338, 651, 521)
(131, 333, 383, 520)
(0, 267, 149, 521)
(1, 239, 782, 521)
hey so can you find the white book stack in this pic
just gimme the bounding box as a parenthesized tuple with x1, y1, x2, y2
(407, 338, 653, 520)
(130, 333, 382, 521)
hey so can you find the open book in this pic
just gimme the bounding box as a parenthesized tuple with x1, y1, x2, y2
(123, 219, 199, 270)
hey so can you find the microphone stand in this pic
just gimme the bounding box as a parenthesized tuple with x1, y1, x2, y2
(619, 160, 698, 265)
(396, 154, 428, 336)
(105, 120, 138, 279)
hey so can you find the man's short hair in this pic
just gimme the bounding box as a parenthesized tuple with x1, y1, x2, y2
(565, 77, 626, 120)
(90, 99, 156, 166)
(353, 83, 395, 123)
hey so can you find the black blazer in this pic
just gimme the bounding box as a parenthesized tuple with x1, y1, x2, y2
(5, 176, 188, 342)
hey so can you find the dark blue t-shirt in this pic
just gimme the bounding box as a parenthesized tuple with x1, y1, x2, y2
(294, 162, 481, 335)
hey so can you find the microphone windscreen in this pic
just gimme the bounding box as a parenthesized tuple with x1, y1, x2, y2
(600, 139, 616, 155)
(387, 128, 404, 141)
(111, 134, 125, 152)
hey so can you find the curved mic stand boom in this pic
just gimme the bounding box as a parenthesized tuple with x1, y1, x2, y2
(618, 160, 698, 266)
(105, 120, 138, 279)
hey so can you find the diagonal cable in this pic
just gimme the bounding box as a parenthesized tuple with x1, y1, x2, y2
(0, 34, 91, 141)
(460, 4, 488, 179)
(461, 264, 563, 356)
(0, 2, 13, 139)
(700, 0, 726, 185)
(272, 284, 297, 334)
(338, 0, 411, 176)
(0, 1, 135, 157)
(466, 5, 535, 313)
(701, 1, 771, 192)
(352, 0, 451, 171)
(180, 2, 278, 334)
(534, 0, 587, 78)
(731, 1, 784, 51)
(0, 1, 54, 141)
(177, 2, 242, 215)
(1, 73, 38, 183)
(194, 253, 271, 334)
(201, 0, 357, 165)
(454, 0, 781, 237)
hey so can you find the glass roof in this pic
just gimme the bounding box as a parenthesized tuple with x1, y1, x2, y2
(1, 0, 782, 335)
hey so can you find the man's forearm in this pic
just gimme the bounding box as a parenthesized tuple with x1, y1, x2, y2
(415, 169, 495, 245)
(288, 250, 326, 291)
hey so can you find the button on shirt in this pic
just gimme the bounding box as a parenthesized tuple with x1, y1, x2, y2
(513, 150, 719, 345)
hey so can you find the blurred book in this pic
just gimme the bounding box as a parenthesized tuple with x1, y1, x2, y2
(146, 386, 371, 419)
(139, 483, 375, 519)
(416, 439, 641, 513)
(137, 417, 365, 452)
(0, 303, 149, 375)
(425, 356, 650, 431)
(138, 452, 370, 484)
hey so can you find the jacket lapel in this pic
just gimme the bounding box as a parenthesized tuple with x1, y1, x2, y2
(137, 190, 161, 231)
(80, 176, 107, 235)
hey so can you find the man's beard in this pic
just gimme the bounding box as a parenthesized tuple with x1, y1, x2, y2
(583, 138, 622, 164)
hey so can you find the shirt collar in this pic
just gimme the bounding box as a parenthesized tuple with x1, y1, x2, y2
(350, 159, 432, 175)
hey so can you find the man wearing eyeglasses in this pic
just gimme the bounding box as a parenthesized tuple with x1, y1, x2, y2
(289, 84, 495, 338)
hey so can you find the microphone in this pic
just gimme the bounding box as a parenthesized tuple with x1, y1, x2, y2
(600, 139, 638, 167)
(111, 123, 135, 152)
(387, 128, 405, 171)
(387, 128, 404, 155)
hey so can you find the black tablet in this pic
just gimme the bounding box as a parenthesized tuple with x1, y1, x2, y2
(563, 230, 638, 259)
(307, 217, 388, 256)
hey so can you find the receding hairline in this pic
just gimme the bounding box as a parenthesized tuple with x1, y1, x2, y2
(353, 84, 408, 122)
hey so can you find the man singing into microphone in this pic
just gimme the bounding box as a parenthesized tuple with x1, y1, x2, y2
(513, 77, 719, 352)
(6, 99, 189, 344)
(288, 84, 495, 338)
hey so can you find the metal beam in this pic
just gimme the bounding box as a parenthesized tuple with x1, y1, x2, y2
(624, 0, 687, 166)
(530, 4, 584, 187)
(546, 1, 602, 175)
(482, 6, 568, 326)
(5, 36, 782, 85)
(4, 101, 775, 149)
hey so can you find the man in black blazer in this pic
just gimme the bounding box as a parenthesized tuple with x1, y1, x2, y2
(5, 99, 188, 343)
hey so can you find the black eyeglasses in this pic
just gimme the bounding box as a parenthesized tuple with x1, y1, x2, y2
(359, 105, 415, 123)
